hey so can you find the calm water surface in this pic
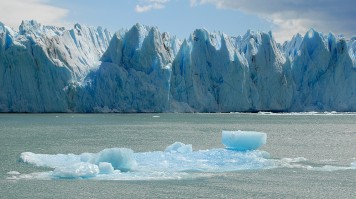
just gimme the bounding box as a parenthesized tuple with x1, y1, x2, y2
(0, 113, 355, 198)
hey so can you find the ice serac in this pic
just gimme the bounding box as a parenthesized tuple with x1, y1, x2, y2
(0, 20, 111, 112)
(74, 24, 176, 112)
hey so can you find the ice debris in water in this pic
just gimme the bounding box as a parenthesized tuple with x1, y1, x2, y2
(7, 171, 20, 175)
(222, 130, 267, 151)
(14, 131, 355, 181)
(164, 142, 192, 153)
(18, 147, 272, 180)
(18, 137, 272, 180)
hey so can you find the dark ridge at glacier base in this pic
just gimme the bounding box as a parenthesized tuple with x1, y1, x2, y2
(0, 20, 355, 113)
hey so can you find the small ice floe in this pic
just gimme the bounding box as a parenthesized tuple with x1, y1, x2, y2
(7, 171, 21, 175)
(222, 130, 267, 151)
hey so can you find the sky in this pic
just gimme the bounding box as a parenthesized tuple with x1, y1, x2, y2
(0, 0, 355, 43)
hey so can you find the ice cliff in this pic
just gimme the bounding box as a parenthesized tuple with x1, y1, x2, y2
(71, 24, 179, 112)
(0, 20, 355, 112)
(0, 20, 111, 112)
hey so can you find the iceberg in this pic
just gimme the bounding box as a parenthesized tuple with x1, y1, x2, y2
(221, 130, 267, 151)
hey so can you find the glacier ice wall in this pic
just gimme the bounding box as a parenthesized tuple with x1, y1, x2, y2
(70, 24, 178, 112)
(170, 29, 296, 112)
(0, 20, 355, 112)
(290, 30, 356, 111)
(0, 20, 111, 112)
(170, 29, 355, 112)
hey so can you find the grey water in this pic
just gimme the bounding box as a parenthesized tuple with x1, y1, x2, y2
(0, 113, 355, 198)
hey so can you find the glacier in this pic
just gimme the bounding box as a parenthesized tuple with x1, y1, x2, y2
(0, 20, 355, 112)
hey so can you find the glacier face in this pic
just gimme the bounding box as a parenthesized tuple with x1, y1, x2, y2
(170, 29, 356, 112)
(71, 24, 178, 112)
(0, 21, 355, 112)
(0, 20, 111, 112)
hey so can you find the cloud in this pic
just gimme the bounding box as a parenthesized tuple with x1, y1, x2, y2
(0, 0, 68, 29)
(135, 0, 170, 13)
(191, 0, 356, 42)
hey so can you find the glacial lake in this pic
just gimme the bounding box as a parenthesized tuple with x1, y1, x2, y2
(0, 113, 355, 198)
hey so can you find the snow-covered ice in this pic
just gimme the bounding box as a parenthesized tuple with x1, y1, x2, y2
(222, 130, 267, 151)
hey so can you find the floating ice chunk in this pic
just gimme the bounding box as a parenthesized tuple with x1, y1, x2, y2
(308, 165, 355, 172)
(95, 148, 137, 172)
(222, 130, 267, 151)
(281, 157, 308, 163)
(99, 162, 115, 174)
(7, 171, 20, 175)
(53, 162, 99, 179)
(164, 142, 193, 153)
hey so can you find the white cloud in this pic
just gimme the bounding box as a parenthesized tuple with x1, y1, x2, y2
(135, 0, 170, 13)
(0, 0, 68, 29)
(191, 0, 356, 42)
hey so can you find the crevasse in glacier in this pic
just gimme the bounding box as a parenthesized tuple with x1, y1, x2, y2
(0, 20, 355, 112)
